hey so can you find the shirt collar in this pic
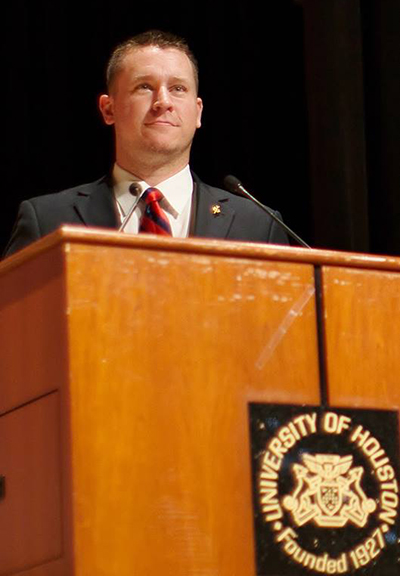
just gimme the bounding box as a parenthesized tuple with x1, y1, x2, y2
(112, 163, 193, 217)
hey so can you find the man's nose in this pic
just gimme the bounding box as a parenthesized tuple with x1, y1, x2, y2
(153, 87, 173, 111)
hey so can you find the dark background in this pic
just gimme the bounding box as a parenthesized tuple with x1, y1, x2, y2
(2, 0, 400, 255)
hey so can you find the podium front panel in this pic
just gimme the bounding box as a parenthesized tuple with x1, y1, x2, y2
(322, 265, 400, 413)
(63, 241, 321, 576)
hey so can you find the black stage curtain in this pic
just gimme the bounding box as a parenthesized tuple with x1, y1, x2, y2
(2, 0, 400, 256)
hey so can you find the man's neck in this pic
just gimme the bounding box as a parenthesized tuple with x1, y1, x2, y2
(116, 154, 190, 187)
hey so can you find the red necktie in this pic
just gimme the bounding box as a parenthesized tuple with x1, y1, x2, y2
(139, 188, 172, 236)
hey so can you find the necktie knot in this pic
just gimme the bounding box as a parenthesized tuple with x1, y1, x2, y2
(142, 187, 163, 205)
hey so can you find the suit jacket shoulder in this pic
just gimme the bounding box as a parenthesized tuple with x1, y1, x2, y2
(192, 174, 289, 245)
(3, 177, 118, 257)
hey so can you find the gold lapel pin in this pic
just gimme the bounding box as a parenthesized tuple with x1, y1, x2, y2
(211, 204, 221, 215)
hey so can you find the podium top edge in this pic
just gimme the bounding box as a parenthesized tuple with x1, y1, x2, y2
(2, 225, 400, 273)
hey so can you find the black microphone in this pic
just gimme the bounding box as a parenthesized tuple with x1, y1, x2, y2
(118, 183, 142, 232)
(223, 175, 310, 249)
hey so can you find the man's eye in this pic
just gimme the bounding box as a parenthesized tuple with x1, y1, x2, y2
(136, 83, 152, 91)
(173, 85, 187, 93)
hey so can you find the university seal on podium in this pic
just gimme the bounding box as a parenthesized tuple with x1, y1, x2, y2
(249, 404, 400, 575)
(283, 453, 377, 528)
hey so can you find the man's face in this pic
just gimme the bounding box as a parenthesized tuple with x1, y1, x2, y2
(99, 46, 203, 168)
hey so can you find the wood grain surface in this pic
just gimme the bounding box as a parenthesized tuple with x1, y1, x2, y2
(5, 228, 400, 575)
(0, 393, 62, 575)
(63, 241, 320, 576)
(0, 245, 68, 414)
(322, 265, 400, 411)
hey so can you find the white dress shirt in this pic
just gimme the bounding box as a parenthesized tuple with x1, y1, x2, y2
(113, 164, 193, 237)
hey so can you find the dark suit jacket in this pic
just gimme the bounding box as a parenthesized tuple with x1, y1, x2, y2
(3, 174, 289, 257)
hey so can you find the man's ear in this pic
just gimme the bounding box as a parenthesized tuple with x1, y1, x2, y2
(196, 97, 203, 129)
(99, 94, 115, 126)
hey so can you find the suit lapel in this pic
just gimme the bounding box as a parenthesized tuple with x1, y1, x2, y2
(71, 174, 234, 238)
(192, 179, 235, 239)
(73, 177, 119, 229)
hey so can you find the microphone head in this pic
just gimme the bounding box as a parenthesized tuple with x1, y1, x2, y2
(129, 182, 142, 196)
(223, 175, 243, 196)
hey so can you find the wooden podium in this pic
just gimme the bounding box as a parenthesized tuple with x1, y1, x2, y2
(0, 227, 399, 576)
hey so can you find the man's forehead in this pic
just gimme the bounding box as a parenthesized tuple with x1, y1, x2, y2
(109, 44, 199, 94)
(122, 46, 193, 72)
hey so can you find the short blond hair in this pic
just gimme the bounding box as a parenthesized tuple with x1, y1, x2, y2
(106, 30, 199, 93)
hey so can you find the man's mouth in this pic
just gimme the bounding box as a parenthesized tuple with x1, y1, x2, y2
(146, 120, 177, 127)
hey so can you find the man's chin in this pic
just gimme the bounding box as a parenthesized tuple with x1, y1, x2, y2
(148, 144, 177, 155)
(146, 139, 191, 157)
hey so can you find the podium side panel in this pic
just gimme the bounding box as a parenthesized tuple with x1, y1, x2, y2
(0, 393, 62, 575)
(0, 246, 73, 576)
(0, 247, 69, 413)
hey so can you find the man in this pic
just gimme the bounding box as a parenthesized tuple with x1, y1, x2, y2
(3, 30, 288, 257)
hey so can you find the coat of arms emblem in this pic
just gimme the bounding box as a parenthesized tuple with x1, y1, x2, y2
(283, 453, 377, 528)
